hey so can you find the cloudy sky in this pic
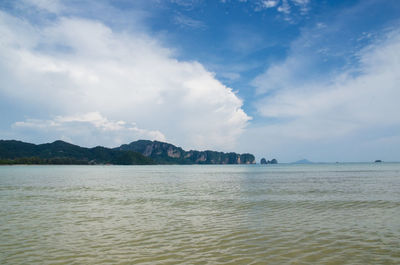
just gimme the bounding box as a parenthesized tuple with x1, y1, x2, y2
(0, 0, 399, 162)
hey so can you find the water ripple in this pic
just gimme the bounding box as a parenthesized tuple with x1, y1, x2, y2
(1, 164, 400, 264)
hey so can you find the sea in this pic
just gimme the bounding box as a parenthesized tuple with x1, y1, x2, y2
(1, 163, 399, 264)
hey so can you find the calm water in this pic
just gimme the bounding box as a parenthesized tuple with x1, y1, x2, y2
(1, 164, 399, 264)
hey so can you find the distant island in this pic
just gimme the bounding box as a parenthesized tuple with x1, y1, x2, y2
(0, 140, 255, 165)
(260, 158, 278, 164)
(292, 159, 313, 164)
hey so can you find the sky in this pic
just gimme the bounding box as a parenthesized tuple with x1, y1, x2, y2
(0, 0, 399, 162)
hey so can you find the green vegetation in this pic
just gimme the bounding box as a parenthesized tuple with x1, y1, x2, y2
(0, 140, 155, 165)
(0, 139, 256, 165)
(260, 158, 278, 164)
(0, 157, 88, 165)
(116, 140, 255, 164)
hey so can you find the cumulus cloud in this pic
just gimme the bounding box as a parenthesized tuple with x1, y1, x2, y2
(0, 10, 250, 150)
(245, 28, 400, 162)
(13, 112, 165, 147)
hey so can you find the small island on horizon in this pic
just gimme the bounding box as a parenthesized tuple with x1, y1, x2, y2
(293, 159, 314, 164)
(0, 139, 255, 165)
(260, 158, 278, 165)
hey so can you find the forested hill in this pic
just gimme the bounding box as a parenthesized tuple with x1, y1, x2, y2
(116, 140, 255, 164)
(0, 139, 256, 165)
(0, 140, 154, 165)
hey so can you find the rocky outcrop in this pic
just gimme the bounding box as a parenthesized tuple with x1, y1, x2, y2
(260, 158, 278, 164)
(116, 140, 256, 164)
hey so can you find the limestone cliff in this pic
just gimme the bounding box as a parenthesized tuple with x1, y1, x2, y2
(116, 140, 255, 165)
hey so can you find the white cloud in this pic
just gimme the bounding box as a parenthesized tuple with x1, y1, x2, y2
(173, 13, 206, 29)
(13, 112, 165, 147)
(291, 0, 309, 4)
(244, 28, 400, 162)
(262, 0, 279, 8)
(277, 0, 290, 14)
(255, 0, 311, 21)
(0, 11, 250, 150)
(257, 30, 400, 123)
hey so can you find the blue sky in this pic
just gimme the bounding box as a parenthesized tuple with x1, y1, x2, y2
(0, 0, 399, 162)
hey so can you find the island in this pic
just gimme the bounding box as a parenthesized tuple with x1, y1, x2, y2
(293, 159, 313, 164)
(260, 158, 278, 164)
(0, 139, 255, 165)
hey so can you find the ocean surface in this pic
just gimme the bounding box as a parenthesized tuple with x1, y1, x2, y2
(1, 163, 399, 264)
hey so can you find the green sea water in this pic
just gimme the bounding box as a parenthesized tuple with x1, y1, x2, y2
(1, 163, 399, 264)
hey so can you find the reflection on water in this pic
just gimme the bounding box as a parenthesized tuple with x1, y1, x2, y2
(1, 164, 400, 264)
